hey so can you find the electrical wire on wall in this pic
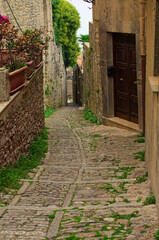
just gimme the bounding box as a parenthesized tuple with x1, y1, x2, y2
(5, 0, 23, 33)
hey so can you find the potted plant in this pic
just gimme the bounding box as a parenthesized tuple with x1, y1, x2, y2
(0, 19, 27, 94)
(15, 29, 45, 79)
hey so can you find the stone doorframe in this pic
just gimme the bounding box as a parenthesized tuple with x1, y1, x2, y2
(100, 31, 143, 131)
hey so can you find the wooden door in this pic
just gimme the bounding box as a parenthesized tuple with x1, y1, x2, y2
(113, 33, 138, 123)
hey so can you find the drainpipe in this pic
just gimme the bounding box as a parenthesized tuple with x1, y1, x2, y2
(139, 0, 146, 134)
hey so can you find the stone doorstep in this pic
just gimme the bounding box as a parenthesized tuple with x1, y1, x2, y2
(103, 116, 141, 133)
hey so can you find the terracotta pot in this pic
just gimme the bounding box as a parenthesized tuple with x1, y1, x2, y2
(26, 59, 35, 79)
(0, 50, 16, 65)
(9, 66, 27, 94)
(35, 52, 42, 68)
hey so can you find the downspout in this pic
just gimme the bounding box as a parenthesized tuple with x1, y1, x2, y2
(139, 0, 146, 134)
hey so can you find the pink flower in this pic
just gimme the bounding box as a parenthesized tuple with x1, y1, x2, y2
(0, 14, 9, 23)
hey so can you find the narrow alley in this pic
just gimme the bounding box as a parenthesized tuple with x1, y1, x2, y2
(0, 105, 158, 240)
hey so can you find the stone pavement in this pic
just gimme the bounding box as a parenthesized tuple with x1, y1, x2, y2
(0, 104, 158, 239)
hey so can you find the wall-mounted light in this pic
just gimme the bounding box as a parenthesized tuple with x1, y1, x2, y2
(83, 0, 95, 5)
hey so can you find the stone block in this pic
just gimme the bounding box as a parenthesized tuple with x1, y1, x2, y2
(0, 68, 10, 102)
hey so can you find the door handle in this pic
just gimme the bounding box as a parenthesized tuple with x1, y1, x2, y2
(134, 79, 142, 84)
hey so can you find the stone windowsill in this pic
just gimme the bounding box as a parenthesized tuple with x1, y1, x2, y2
(149, 76, 159, 93)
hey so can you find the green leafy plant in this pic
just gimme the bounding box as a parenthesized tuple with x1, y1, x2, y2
(52, 0, 80, 67)
(86, 90, 90, 97)
(142, 195, 156, 206)
(0, 128, 49, 192)
(135, 172, 148, 184)
(44, 106, 55, 118)
(134, 150, 145, 161)
(45, 85, 51, 96)
(154, 229, 159, 239)
(65, 233, 81, 240)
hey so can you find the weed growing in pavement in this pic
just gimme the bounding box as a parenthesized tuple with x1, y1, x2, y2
(100, 182, 129, 194)
(109, 210, 140, 221)
(135, 172, 148, 184)
(83, 109, 101, 125)
(73, 215, 83, 223)
(0, 128, 49, 192)
(137, 198, 142, 202)
(134, 134, 145, 143)
(154, 229, 159, 239)
(65, 233, 82, 240)
(99, 183, 119, 193)
(134, 150, 145, 161)
(113, 167, 135, 179)
(49, 210, 59, 222)
(123, 198, 131, 203)
(142, 194, 156, 206)
(94, 230, 102, 237)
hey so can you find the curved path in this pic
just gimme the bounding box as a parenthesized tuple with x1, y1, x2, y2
(0, 104, 158, 239)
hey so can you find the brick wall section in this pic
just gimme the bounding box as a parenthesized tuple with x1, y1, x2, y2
(0, 66, 44, 168)
(0, 0, 66, 109)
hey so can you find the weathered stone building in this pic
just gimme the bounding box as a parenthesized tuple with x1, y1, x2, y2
(82, 0, 143, 132)
(0, 0, 67, 109)
(80, 0, 159, 215)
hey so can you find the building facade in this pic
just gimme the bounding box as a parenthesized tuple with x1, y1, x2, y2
(0, 0, 67, 109)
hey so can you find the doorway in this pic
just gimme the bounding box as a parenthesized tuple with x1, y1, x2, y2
(113, 33, 138, 123)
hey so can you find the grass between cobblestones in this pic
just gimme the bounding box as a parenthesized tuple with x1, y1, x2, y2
(83, 109, 101, 125)
(0, 128, 49, 192)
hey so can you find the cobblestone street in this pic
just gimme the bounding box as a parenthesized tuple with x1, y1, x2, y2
(0, 105, 158, 239)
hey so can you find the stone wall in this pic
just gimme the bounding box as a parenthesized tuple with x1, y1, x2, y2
(0, 0, 66, 109)
(0, 66, 44, 168)
(82, 0, 143, 129)
(82, 21, 103, 120)
(145, 0, 159, 214)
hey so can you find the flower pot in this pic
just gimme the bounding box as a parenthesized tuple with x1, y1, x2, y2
(35, 52, 42, 68)
(9, 66, 27, 94)
(26, 59, 35, 79)
(0, 50, 16, 65)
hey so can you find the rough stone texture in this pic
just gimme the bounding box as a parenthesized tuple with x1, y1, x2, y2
(0, 66, 44, 168)
(0, 0, 66, 109)
(0, 105, 158, 239)
(0, 68, 10, 102)
(81, 0, 143, 130)
(145, 0, 159, 215)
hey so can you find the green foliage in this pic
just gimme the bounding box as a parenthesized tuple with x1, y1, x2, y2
(154, 229, 159, 239)
(7, 61, 26, 73)
(45, 85, 51, 96)
(109, 210, 140, 221)
(0, 128, 49, 192)
(52, 0, 80, 67)
(86, 90, 90, 97)
(44, 106, 56, 118)
(143, 195, 156, 206)
(134, 150, 145, 161)
(78, 34, 89, 45)
(65, 233, 81, 240)
(83, 109, 101, 125)
(135, 172, 148, 184)
(49, 210, 59, 222)
(96, 89, 99, 94)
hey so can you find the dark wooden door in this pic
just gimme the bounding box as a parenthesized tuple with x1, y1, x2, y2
(113, 33, 138, 123)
